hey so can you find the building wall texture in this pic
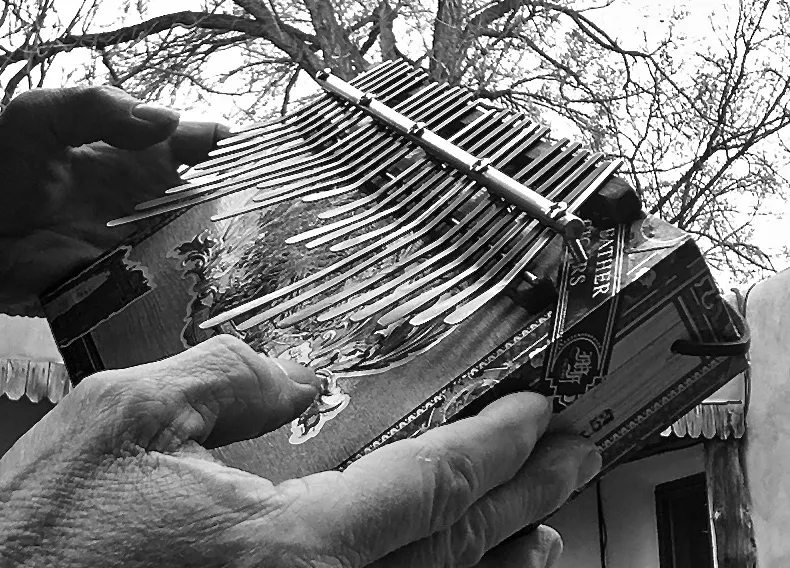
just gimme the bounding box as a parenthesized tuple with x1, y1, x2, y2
(548, 445, 705, 568)
(743, 269, 790, 568)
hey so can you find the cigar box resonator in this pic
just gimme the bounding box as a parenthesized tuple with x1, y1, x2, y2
(41, 61, 748, 482)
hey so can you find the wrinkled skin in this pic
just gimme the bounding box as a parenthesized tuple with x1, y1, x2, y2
(0, 336, 600, 567)
(0, 87, 602, 567)
(0, 85, 226, 314)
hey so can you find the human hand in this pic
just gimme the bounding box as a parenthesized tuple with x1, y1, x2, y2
(0, 86, 228, 314)
(0, 335, 600, 568)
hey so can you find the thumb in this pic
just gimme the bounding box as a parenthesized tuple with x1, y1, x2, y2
(2, 85, 180, 151)
(78, 335, 320, 451)
(475, 525, 563, 568)
(169, 120, 232, 166)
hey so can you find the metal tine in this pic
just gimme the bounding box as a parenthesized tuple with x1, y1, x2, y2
(310, 109, 501, 220)
(113, 92, 453, 226)
(208, 87, 471, 219)
(248, 84, 463, 193)
(245, 117, 544, 328)
(218, 118, 551, 332)
(181, 67, 426, 182)
(296, 113, 528, 250)
(404, 220, 547, 326)
(230, 185, 481, 331)
(167, 81, 447, 204)
(521, 148, 593, 194)
(135, 79, 444, 214)
(522, 141, 582, 186)
(109, 112, 517, 229)
(192, 64, 425, 173)
(257, 92, 479, 211)
(187, 101, 355, 173)
(183, 72, 422, 189)
(107, 182, 247, 226)
(542, 151, 605, 197)
(196, 114, 545, 330)
(212, 60, 408, 150)
(289, 129, 548, 322)
(295, 204, 507, 326)
(353, 216, 527, 325)
(200, 74, 405, 169)
(297, 97, 479, 204)
(405, 155, 616, 327)
(325, 116, 545, 252)
(363, 147, 603, 327)
(201, 176, 483, 331)
(247, 81, 445, 179)
(182, 110, 369, 189)
(439, 159, 625, 326)
(286, 150, 469, 243)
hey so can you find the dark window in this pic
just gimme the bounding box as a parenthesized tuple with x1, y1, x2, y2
(655, 473, 713, 568)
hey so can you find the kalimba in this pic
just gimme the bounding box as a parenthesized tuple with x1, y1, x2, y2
(41, 61, 747, 482)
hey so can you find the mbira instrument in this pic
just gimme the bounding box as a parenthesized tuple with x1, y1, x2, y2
(41, 61, 747, 482)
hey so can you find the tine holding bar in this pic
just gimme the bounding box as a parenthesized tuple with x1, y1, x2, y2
(314, 69, 587, 258)
(201, 112, 549, 330)
(233, 115, 548, 329)
(439, 159, 624, 326)
(361, 150, 609, 326)
(208, 87, 478, 220)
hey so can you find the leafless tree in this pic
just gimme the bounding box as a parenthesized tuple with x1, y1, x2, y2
(2, 0, 788, 283)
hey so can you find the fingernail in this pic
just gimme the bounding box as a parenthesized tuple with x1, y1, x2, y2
(132, 103, 180, 125)
(272, 358, 321, 390)
(214, 123, 232, 143)
(577, 448, 603, 486)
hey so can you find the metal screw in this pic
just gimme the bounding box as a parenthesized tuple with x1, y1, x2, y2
(470, 158, 490, 173)
(409, 122, 426, 136)
(546, 201, 568, 220)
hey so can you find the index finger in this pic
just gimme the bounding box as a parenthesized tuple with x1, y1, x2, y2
(279, 391, 552, 565)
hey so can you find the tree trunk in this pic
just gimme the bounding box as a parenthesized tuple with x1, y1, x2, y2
(303, 0, 366, 79)
(704, 438, 757, 568)
(430, 0, 465, 82)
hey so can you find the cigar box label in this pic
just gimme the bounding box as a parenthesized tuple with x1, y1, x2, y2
(540, 223, 627, 411)
(46, 246, 154, 347)
(337, 222, 631, 467)
(167, 230, 222, 348)
(336, 217, 744, 472)
(41, 208, 745, 479)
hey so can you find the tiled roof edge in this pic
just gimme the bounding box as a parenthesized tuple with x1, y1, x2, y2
(0, 357, 71, 404)
(660, 402, 744, 440)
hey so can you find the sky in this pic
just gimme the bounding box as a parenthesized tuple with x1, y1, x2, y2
(6, 0, 789, 289)
(589, 0, 790, 288)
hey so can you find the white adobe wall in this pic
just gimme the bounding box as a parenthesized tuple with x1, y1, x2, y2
(742, 269, 790, 568)
(548, 444, 705, 568)
(0, 314, 61, 362)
